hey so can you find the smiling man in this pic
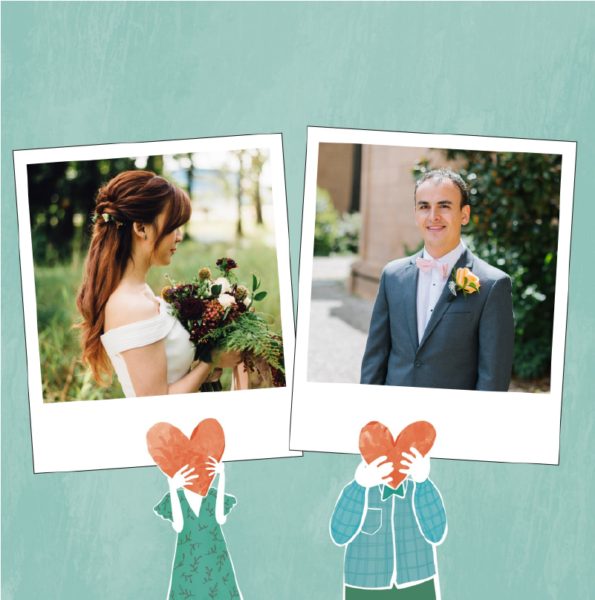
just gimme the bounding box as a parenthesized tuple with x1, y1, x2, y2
(360, 169, 515, 391)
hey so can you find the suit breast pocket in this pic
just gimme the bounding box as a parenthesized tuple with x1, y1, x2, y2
(361, 508, 382, 535)
(442, 311, 474, 323)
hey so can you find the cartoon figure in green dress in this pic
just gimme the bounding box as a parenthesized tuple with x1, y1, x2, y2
(154, 458, 242, 600)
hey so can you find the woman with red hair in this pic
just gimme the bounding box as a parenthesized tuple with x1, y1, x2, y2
(76, 170, 241, 397)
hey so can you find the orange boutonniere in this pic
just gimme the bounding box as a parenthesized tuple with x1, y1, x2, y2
(448, 267, 480, 301)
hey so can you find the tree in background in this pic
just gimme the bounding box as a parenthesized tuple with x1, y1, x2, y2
(248, 149, 267, 225)
(236, 150, 244, 237)
(28, 150, 272, 264)
(172, 152, 194, 241)
(414, 151, 562, 379)
(231, 149, 270, 237)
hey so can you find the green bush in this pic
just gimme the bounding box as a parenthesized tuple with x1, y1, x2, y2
(415, 152, 561, 379)
(314, 188, 361, 256)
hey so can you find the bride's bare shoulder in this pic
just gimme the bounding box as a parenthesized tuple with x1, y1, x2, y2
(104, 285, 160, 333)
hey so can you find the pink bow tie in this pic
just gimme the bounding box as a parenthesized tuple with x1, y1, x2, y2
(416, 257, 448, 279)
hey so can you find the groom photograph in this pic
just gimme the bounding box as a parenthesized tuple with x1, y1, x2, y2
(309, 144, 562, 394)
(360, 168, 515, 391)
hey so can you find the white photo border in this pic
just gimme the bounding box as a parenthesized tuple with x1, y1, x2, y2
(290, 127, 576, 465)
(14, 134, 300, 473)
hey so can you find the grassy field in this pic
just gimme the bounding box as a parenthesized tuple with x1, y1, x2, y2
(35, 237, 283, 402)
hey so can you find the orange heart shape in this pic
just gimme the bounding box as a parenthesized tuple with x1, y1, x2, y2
(359, 421, 436, 489)
(146, 418, 225, 496)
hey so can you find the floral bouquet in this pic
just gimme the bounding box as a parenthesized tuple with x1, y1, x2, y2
(161, 258, 285, 392)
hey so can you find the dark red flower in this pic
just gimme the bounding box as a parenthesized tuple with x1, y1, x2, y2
(216, 257, 238, 271)
(180, 298, 206, 320)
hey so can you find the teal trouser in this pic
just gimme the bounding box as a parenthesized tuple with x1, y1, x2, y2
(345, 578, 437, 600)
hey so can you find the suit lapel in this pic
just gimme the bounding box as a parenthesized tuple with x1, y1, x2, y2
(417, 248, 474, 352)
(404, 252, 422, 352)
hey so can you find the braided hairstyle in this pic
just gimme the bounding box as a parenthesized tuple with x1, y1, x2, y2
(75, 170, 191, 385)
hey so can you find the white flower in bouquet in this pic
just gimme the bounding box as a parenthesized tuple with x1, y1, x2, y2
(218, 293, 236, 309)
(243, 298, 252, 307)
(214, 277, 231, 295)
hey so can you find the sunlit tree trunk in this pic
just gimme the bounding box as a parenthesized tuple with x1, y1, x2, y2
(251, 151, 266, 225)
(236, 153, 243, 237)
(184, 152, 193, 241)
(254, 176, 263, 225)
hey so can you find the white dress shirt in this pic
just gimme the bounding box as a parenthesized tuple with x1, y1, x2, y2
(416, 240, 466, 344)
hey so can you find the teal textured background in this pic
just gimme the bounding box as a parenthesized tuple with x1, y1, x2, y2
(2, 3, 594, 599)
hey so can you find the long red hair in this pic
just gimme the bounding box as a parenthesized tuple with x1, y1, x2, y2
(75, 170, 192, 385)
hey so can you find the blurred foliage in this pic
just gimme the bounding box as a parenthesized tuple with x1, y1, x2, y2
(413, 151, 562, 379)
(27, 152, 270, 264)
(27, 157, 164, 265)
(404, 239, 425, 257)
(314, 187, 361, 256)
(36, 240, 282, 402)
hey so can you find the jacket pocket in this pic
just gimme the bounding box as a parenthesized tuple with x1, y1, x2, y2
(361, 508, 382, 535)
(442, 311, 474, 323)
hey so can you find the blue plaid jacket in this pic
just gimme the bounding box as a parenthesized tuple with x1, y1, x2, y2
(330, 478, 447, 588)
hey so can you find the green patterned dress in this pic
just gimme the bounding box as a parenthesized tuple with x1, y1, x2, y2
(154, 487, 241, 600)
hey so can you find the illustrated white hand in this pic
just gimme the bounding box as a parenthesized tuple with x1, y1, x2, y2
(355, 456, 393, 488)
(399, 447, 430, 483)
(170, 464, 199, 489)
(206, 456, 225, 478)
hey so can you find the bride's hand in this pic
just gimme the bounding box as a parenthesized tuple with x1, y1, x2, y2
(214, 349, 243, 369)
(204, 368, 223, 383)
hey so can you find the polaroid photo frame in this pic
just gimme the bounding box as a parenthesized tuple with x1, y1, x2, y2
(290, 127, 576, 465)
(14, 134, 299, 473)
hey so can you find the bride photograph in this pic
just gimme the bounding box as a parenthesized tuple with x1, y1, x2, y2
(23, 146, 286, 402)
(15, 136, 297, 473)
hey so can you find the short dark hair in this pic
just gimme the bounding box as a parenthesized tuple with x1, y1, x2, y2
(414, 168, 469, 209)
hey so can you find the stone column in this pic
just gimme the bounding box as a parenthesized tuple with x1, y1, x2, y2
(350, 145, 428, 300)
(316, 143, 355, 214)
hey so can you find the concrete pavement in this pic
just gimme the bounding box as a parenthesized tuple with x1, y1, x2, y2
(307, 257, 373, 383)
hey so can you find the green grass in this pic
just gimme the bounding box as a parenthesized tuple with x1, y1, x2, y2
(35, 236, 282, 402)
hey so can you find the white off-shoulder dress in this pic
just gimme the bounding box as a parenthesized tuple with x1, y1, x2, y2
(100, 297, 195, 398)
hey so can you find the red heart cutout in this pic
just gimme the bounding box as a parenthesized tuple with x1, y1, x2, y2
(146, 418, 225, 496)
(359, 421, 436, 489)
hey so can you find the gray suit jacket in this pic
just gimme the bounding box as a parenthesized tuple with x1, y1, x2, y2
(360, 248, 515, 391)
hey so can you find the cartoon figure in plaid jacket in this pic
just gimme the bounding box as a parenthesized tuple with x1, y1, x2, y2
(330, 449, 447, 599)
